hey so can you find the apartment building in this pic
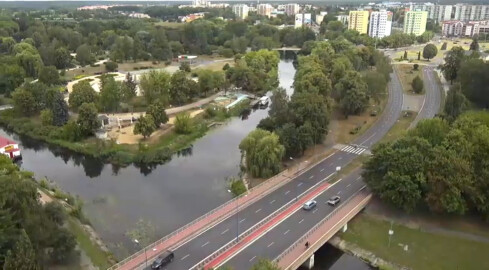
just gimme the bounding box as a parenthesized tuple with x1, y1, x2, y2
(404, 11, 428, 36)
(257, 4, 273, 17)
(295, 13, 312, 28)
(409, 3, 452, 22)
(454, 4, 489, 21)
(369, 11, 392, 38)
(316, 11, 328, 25)
(232, 4, 249, 20)
(442, 20, 489, 37)
(285, 3, 300, 16)
(348, 11, 370, 34)
(337, 14, 349, 26)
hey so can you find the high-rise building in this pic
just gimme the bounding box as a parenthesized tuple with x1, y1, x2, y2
(337, 14, 349, 26)
(369, 11, 392, 38)
(232, 4, 249, 20)
(316, 11, 328, 25)
(403, 11, 428, 36)
(192, 0, 208, 7)
(454, 4, 489, 21)
(257, 4, 273, 17)
(285, 3, 300, 16)
(295, 13, 312, 28)
(409, 3, 452, 22)
(348, 11, 370, 34)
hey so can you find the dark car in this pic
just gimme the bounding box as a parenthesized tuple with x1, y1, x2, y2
(327, 196, 341, 206)
(151, 250, 175, 269)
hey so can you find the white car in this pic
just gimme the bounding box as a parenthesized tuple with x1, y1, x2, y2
(303, 200, 317, 210)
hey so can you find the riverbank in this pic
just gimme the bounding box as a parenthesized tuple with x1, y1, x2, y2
(0, 99, 249, 167)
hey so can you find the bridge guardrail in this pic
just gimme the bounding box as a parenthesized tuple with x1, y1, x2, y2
(108, 154, 333, 270)
(274, 185, 368, 264)
(190, 171, 337, 270)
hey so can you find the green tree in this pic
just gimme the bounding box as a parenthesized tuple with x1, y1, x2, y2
(458, 59, 489, 108)
(403, 50, 408, 60)
(54, 47, 71, 69)
(363, 71, 387, 104)
(99, 76, 121, 112)
(38, 65, 59, 86)
(411, 75, 424, 94)
(289, 91, 331, 143)
(121, 73, 137, 102)
(3, 230, 39, 270)
(104, 61, 118, 72)
(48, 227, 77, 263)
(444, 83, 468, 122)
(133, 115, 156, 138)
(40, 109, 53, 126)
(409, 118, 449, 146)
(334, 71, 369, 117)
(12, 88, 37, 116)
(75, 44, 94, 66)
(422, 44, 438, 60)
(77, 102, 100, 136)
(239, 129, 285, 178)
(140, 70, 171, 105)
(179, 61, 191, 72)
(51, 92, 69, 126)
(441, 46, 465, 84)
(147, 100, 169, 127)
(174, 113, 193, 134)
(250, 259, 281, 270)
(169, 71, 197, 105)
(198, 69, 217, 96)
(470, 37, 479, 51)
(69, 80, 98, 110)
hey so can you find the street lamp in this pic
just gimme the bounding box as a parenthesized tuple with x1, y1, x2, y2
(228, 190, 247, 242)
(133, 239, 148, 267)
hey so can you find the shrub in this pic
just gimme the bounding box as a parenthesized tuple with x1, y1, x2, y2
(227, 177, 246, 197)
(104, 61, 118, 72)
(40, 109, 53, 126)
(441, 42, 448, 50)
(412, 75, 424, 94)
(174, 113, 193, 134)
(413, 64, 419, 70)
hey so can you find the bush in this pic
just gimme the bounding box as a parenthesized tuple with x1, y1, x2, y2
(174, 113, 193, 134)
(441, 42, 448, 50)
(104, 61, 118, 72)
(413, 64, 419, 70)
(40, 109, 53, 126)
(227, 177, 246, 197)
(412, 75, 424, 94)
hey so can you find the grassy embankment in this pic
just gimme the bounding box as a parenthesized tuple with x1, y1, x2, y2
(0, 99, 250, 166)
(394, 64, 424, 95)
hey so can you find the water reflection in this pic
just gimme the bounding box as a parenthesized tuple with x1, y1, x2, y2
(298, 244, 373, 270)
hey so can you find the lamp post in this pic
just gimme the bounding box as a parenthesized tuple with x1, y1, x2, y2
(133, 239, 147, 267)
(228, 190, 247, 242)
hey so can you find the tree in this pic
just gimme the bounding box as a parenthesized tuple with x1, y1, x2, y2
(198, 70, 217, 96)
(54, 47, 71, 69)
(3, 230, 39, 270)
(268, 87, 291, 128)
(12, 88, 37, 116)
(69, 80, 98, 110)
(38, 65, 59, 86)
(99, 76, 121, 112)
(105, 61, 118, 72)
(134, 115, 156, 138)
(239, 129, 285, 178)
(179, 61, 191, 72)
(470, 37, 479, 51)
(40, 109, 53, 126)
(250, 259, 281, 270)
(121, 73, 137, 102)
(139, 70, 171, 105)
(48, 227, 77, 263)
(409, 118, 449, 146)
(77, 103, 100, 136)
(403, 50, 408, 60)
(441, 46, 465, 84)
(75, 44, 94, 66)
(174, 113, 193, 134)
(147, 101, 169, 127)
(334, 71, 369, 117)
(411, 75, 424, 94)
(422, 44, 438, 60)
(364, 71, 387, 104)
(413, 64, 419, 70)
(51, 92, 69, 126)
(457, 59, 489, 108)
(169, 71, 197, 105)
(444, 83, 468, 122)
(44, 202, 66, 226)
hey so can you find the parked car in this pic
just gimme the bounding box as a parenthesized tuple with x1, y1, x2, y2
(303, 200, 317, 210)
(151, 250, 175, 269)
(327, 196, 341, 206)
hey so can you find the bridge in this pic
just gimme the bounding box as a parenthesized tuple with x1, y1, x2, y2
(108, 65, 441, 270)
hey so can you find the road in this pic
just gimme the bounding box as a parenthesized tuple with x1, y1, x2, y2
(139, 68, 404, 270)
(411, 66, 442, 128)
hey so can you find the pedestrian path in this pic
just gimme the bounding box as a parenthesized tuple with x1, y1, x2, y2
(334, 144, 371, 156)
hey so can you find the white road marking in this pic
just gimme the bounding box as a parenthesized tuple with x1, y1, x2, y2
(249, 256, 256, 262)
(312, 208, 318, 214)
(356, 176, 362, 181)
(309, 175, 314, 179)
(221, 229, 229, 235)
(338, 157, 343, 160)
(181, 254, 190, 260)
(299, 219, 304, 224)
(298, 182, 303, 187)
(267, 242, 274, 248)
(201, 241, 209, 247)
(347, 184, 351, 188)
(239, 218, 246, 223)
(285, 190, 290, 195)
(270, 199, 276, 204)
(284, 229, 290, 235)
(359, 132, 377, 145)
(320, 168, 325, 172)
(255, 208, 262, 213)
(337, 191, 341, 195)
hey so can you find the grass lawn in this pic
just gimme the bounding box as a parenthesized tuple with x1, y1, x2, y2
(66, 61, 170, 80)
(67, 218, 113, 269)
(377, 111, 417, 145)
(341, 214, 489, 270)
(195, 59, 234, 72)
(395, 64, 424, 95)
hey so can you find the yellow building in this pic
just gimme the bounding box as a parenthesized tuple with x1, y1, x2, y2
(403, 11, 428, 36)
(348, 11, 370, 34)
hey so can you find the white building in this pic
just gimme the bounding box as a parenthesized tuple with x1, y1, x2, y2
(454, 4, 489, 21)
(409, 3, 453, 22)
(257, 4, 273, 17)
(442, 20, 489, 37)
(316, 11, 328, 25)
(233, 4, 249, 20)
(295, 13, 312, 28)
(369, 11, 392, 38)
(337, 14, 349, 26)
(192, 0, 209, 7)
(285, 3, 300, 16)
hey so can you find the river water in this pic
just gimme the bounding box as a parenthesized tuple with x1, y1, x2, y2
(0, 57, 371, 269)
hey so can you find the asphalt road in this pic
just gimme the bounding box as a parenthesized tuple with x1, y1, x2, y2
(411, 66, 442, 128)
(222, 170, 365, 270)
(140, 69, 404, 270)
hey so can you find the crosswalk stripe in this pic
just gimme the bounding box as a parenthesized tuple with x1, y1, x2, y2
(340, 145, 368, 155)
(355, 149, 366, 155)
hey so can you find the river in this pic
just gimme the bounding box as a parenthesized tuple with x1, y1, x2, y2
(0, 57, 372, 269)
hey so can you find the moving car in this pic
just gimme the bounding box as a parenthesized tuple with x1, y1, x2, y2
(151, 250, 175, 269)
(327, 196, 341, 206)
(303, 200, 317, 210)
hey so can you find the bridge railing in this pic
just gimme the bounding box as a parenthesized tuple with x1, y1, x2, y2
(108, 155, 330, 270)
(189, 172, 337, 270)
(274, 185, 368, 264)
